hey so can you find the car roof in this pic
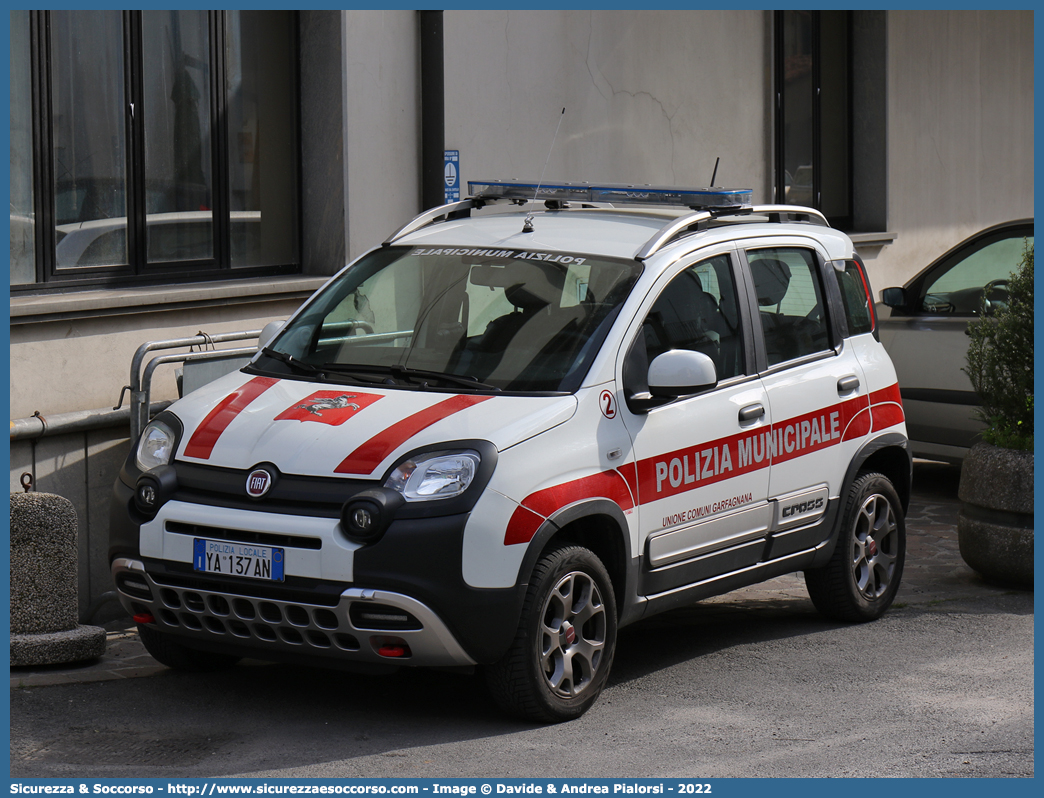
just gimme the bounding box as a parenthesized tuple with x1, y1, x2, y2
(395, 208, 679, 260)
(394, 205, 856, 263)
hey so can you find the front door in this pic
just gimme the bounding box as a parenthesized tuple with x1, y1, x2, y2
(620, 250, 773, 597)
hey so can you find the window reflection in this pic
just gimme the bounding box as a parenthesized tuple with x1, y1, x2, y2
(143, 10, 213, 264)
(50, 10, 127, 268)
(781, 10, 813, 207)
(226, 11, 298, 268)
(10, 10, 35, 284)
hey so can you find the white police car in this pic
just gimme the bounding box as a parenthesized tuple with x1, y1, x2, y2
(111, 180, 911, 722)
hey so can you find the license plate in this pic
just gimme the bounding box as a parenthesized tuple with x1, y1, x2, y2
(193, 539, 285, 582)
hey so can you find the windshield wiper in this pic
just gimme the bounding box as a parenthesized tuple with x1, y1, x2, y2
(322, 362, 500, 392)
(260, 347, 328, 377)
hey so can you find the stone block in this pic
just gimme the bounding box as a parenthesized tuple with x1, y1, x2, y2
(10, 492, 106, 666)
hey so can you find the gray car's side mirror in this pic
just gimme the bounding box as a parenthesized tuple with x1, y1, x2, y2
(880, 287, 907, 309)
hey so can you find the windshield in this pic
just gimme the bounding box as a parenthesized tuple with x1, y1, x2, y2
(257, 246, 642, 393)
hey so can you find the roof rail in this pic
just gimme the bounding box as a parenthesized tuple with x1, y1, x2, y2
(383, 197, 514, 246)
(749, 204, 829, 226)
(635, 204, 830, 261)
(634, 211, 714, 261)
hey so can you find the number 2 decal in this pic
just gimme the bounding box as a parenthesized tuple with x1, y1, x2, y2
(599, 389, 617, 419)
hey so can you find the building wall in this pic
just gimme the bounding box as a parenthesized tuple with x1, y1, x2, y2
(344, 10, 421, 263)
(9, 282, 322, 420)
(443, 9, 773, 203)
(867, 9, 1034, 293)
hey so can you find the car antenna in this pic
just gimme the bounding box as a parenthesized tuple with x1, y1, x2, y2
(710, 156, 720, 187)
(523, 107, 566, 233)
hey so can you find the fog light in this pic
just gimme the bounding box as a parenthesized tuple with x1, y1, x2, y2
(351, 506, 374, 531)
(340, 488, 405, 543)
(134, 465, 178, 516)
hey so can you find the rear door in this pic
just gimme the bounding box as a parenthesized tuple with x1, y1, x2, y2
(740, 240, 871, 559)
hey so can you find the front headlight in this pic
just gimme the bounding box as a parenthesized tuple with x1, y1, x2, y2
(135, 420, 177, 472)
(384, 451, 480, 501)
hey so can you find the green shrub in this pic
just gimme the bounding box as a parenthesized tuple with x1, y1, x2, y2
(963, 240, 1034, 450)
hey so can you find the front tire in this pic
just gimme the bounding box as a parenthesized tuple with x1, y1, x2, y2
(138, 624, 241, 672)
(805, 471, 906, 622)
(485, 544, 617, 723)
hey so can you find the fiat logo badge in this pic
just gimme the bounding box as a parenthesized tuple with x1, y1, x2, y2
(246, 468, 273, 498)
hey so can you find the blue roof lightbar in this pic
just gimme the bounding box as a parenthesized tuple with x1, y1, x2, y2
(468, 179, 753, 211)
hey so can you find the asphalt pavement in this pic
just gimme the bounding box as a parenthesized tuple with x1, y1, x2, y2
(9, 461, 1034, 778)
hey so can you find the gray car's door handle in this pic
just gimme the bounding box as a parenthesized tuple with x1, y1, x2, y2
(837, 375, 860, 394)
(739, 403, 765, 423)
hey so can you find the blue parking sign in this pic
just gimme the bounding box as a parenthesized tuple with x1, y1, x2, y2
(444, 150, 460, 203)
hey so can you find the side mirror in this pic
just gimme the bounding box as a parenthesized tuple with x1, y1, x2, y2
(880, 287, 907, 309)
(257, 320, 286, 350)
(648, 349, 718, 397)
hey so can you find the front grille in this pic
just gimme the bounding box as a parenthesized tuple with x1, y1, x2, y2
(154, 585, 363, 653)
(172, 462, 366, 519)
(165, 521, 323, 550)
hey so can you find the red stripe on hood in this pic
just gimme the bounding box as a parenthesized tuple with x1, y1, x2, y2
(183, 376, 279, 460)
(335, 394, 493, 475)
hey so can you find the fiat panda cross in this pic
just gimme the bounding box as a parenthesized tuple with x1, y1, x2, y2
(111, 181, 911, 722)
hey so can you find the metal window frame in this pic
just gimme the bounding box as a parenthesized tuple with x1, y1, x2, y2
(17, 9, 302, 292)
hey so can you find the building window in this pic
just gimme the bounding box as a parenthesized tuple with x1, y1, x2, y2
(11, 10, 299, 289)
(774, 10, 851, 229)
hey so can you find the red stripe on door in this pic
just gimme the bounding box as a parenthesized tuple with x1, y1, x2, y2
(334, 394, 493, 475)
(183, 376, 280, 460)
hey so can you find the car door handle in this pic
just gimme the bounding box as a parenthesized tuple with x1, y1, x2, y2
(837, 375, 860, 394)
(738, 403, 765, 423)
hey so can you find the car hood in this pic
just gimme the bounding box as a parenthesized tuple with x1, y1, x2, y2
(170, 370, 577, 478)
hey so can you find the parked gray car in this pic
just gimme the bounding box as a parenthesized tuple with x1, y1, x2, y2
(877, 219, 1033, 463)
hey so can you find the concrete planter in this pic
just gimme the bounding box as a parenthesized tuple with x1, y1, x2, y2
(957, 443, 1034, 588)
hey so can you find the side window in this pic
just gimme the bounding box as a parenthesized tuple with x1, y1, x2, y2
(921, 234, 1033, 314)
(748, 247, 830, 367)
(835, 259, 874, 336)
(641, 254, 745, 381)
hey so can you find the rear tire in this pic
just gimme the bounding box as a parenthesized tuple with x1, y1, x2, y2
(485, 544, 617, 723)
(805, 471, 906, 622)
(137, 624, 241, 672)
